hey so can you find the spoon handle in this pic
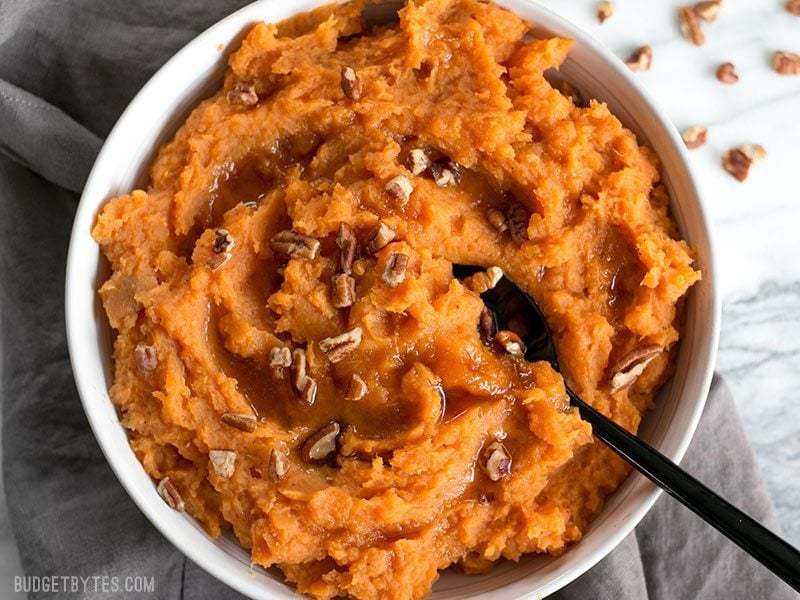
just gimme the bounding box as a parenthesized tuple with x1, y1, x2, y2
(567, 388, 800, 592)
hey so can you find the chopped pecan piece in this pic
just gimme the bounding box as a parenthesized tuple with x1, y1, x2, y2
(134, 343, 157, 375)
(787, 0, 800, 15)
(446, 161, 463, 184)
(270, 346, 292, 368)
(209, 450, 236, 479)
(625, 45, 653, 71)
(722, 148, 753, 181)
(270, 230, 320, 260)
(772, 51, 800, 75)
(221, 412, 258, 433)
(408, 148, 431, 175)
(301, 421, 341, 462)
(366, 222, 397, 254)
(487, 208, 508, 233)
(299, 377, 318, 406)
(269, 346, 292, 379)
(157, 477, 185, 511)
(345, 374, 368, 401)
(694, 0, 721, 21)
(291, 348, 309, 393)
(721, 144, 766, 181)
(429, 159, 462, 187)
(479, 306, 497, 345)
(270, 443, 290, 480)
(716, 62, 739, 83)
(464, 267, 504, 294)
(597, 1, 615, 23)
(336, 223, 358, 274)
(608, 344, 662, 392)
(382, 252, 409, 287)
(331, 273, 356, 308)
(289, 347, 316, 405)
(319, 327, 363, 363)
(681, 126, 708, 149)
(228, 81, 258, 106)
(679, 6, 704, 46)
(505, 204, 529, 242)
(495, 330, 526, 357)
(341, 66, 363, 101)
(212, 229, 235, 254)
(482, 441, 512, 481)
(385, 174, 414, 205)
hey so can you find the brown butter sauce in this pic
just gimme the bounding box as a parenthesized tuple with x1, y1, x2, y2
(200, 143, 531, 472)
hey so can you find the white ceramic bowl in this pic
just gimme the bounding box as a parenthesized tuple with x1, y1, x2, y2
(65, 1, 721, 598)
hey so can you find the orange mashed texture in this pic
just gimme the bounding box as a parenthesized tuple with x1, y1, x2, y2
(92, 0, 700, 598)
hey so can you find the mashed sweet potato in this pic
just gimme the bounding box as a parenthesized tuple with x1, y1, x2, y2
(92, 1, 700, 598)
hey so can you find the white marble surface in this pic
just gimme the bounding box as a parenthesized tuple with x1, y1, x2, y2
(539, 0, 800, 545)
(0, 0, 798, 595)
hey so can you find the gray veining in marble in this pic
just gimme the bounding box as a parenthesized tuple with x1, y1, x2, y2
(717, 281, 800, 544)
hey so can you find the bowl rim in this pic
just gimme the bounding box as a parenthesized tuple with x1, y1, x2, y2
(65, 1, 721, 598)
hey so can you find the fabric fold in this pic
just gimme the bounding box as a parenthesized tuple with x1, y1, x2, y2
(0, 80, 101, 194)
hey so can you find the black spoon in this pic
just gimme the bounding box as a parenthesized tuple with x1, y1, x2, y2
(454, 264, 800, 592)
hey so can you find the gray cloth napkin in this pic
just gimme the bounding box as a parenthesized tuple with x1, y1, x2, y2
(0, 1, 795, 598)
